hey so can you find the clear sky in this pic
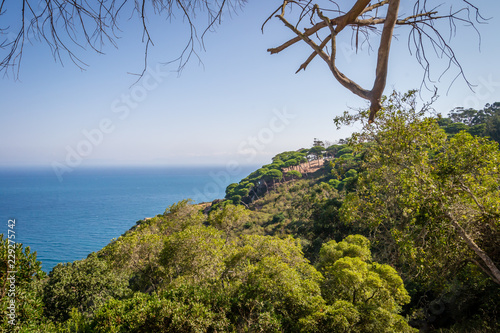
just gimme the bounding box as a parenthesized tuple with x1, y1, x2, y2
(1, 1, 500, 170)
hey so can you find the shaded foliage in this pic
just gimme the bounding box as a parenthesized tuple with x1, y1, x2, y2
(0, 235, 53, 332)
(43, 253, 131, 322)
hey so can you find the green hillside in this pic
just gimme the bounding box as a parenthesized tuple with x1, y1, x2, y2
(2, 92, 499, 332)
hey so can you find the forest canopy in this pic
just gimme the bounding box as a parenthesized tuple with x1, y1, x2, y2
(2, 92, 499, 332)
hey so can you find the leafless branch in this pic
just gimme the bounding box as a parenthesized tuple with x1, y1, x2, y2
(0, 0, 246, 78)
(267, 0, 487, 122)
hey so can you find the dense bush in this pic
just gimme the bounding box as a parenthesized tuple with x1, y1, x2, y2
(43, 253, 131, 322)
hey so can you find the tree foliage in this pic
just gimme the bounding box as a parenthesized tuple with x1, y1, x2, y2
(440, 102, 500, 143)
(159, 225, 228, 287)
(0, 235, 50, 331)
(27, 198, 415, 331)
(302, 235, 416, 333)
(286, 170, 302, 179)
(207, 203, 249, 239)
(42, 252, 131, 322)
(339, 91, 500, 287)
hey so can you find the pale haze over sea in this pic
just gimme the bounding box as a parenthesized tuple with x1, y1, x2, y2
(0, 165, 257, 272)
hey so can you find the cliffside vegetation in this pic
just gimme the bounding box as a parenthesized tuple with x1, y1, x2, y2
(2, 91, 499, 332)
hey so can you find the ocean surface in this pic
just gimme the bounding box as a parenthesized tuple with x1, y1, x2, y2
(0, 165, 258, 272)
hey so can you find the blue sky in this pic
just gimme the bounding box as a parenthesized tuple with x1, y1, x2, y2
(1, 1, 500, 170)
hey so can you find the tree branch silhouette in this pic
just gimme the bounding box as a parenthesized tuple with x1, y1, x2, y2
(267, 0, 486, 122)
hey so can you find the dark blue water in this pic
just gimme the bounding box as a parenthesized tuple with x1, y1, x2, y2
(0, 165, 257, 272)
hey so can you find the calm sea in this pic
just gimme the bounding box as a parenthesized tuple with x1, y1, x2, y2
(0, 165, 257, 272)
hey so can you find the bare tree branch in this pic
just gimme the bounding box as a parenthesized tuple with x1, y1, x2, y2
(445, 210, 500, 285)
(368, 0, 400, 122)
(267, 0, 487, 122)
(0, 0, 246, 78)
(295, 34, 330, 73)
(333, 0, 370, 33)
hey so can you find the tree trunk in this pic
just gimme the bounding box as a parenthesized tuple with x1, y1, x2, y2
(368, 0, 401, 122)
(445, 211, 500, 285)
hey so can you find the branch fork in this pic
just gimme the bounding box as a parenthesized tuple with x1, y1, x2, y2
(268, 0, 479, 122)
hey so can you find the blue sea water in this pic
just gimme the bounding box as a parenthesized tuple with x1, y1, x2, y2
(0, 165, 257, 272)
